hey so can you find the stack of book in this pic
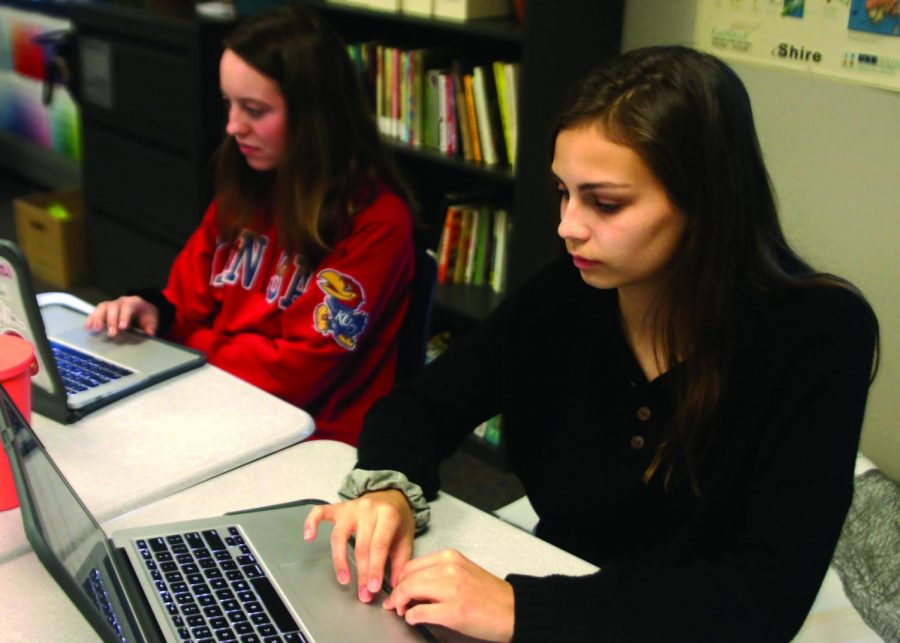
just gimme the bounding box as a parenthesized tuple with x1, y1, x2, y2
(435, 200, 511, 293)
(345, 42, 520, 168)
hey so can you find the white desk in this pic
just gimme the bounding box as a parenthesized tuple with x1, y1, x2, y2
(0, 364, 314, 564)
(0, 440, 596, 642)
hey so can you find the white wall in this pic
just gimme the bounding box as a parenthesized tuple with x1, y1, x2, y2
(623, 2, 900, 480)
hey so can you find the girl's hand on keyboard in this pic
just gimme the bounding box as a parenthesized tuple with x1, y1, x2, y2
(85, 296, 160, 338)
(304, 491, 415, 604)
(383, 548, 515, 642)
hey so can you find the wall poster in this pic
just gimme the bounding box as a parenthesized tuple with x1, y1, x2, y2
(695, 0, 900, 91)
(0, 7, 81, 160)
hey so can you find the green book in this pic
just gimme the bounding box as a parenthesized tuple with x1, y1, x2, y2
(493, 60, 515, 165)
(423, 68, 442, 151)
(472, 205, 492, 287)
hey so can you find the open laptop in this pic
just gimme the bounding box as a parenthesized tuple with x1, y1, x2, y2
(0, 239, 205, 423)
(0, 383, 430, 643)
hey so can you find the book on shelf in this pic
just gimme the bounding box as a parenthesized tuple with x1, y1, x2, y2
(423, 68, 442, 151)
(390, 47, 401, 139)
(435, 197, 509, 290)
(351, 40, 518, 167)
(471, 204, 492, 287)
(436, 70, 449, 153)
(451, 62, 473, 162)
(364, 0, 402, 12)
(399, 49, 412, 144)
(462, 73, 482, 163)
(443, 71, 458, 156)
(373, 45, 403, 139)
(375, 44, 388, 135)
(401, 0, 433, 16)
(433, 0, 513, 21)
(452, 206, 475, 284)
(408, 48, 456, 148)
(493, 60, 518, 167)
(372, 45, 458, 148)
(490, 207, 510, 293)
(471, 65, 499, 166)
(505, 62, 520, 167)
(409, 50, 422, 146)
(463, 206, 481, 284)
(481, 62, 508, 167)
(436, 204, 463, 284)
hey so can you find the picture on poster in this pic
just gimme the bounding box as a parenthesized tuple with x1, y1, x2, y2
(695, 0, 900, 91)
(783, 0, 805, 19)
(848, 0, 900, 37)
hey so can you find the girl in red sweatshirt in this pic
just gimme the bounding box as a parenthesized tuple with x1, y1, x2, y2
(86, 5, 414, 444)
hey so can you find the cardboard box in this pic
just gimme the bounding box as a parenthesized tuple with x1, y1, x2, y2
(13, 188, 88, 288)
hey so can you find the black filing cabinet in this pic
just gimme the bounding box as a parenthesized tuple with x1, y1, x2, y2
(73, 2, 234, 294)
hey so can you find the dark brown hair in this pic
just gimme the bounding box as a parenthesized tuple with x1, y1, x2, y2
(214, 2, 411, 268)
(552, 46, 879, 492)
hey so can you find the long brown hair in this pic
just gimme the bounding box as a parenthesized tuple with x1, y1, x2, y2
(553, 46, 879, 492)
(215, 3, 411, 268)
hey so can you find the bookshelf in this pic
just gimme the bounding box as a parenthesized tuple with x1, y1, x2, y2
(285, 0, 624, 468)
(289, 0, 625, 325)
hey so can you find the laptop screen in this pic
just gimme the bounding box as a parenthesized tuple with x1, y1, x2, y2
(0, 385, 142, 642)
(0, 251, 58, 395)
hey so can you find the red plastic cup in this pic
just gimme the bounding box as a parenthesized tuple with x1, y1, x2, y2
(0, 334, 39, 511)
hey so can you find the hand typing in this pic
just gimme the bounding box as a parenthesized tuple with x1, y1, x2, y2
(384, 549, 515, 643)
(303, 490, 415, 603)
(84, 296, 160, 338)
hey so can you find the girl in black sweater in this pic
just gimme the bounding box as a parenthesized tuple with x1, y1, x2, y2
(304, 46, 879, 642)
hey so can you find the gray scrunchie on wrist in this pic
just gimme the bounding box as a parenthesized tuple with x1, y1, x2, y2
(338, 469, 431, 532)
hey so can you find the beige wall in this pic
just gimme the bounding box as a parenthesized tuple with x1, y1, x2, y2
(623, 2, 900, 480)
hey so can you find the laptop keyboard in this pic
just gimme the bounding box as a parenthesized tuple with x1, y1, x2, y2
(83, 567, 128, 642)
(50, 341, 134, 397)
(136, 526, 308, 643)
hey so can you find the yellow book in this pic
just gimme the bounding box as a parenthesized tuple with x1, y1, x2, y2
(463, 74, 482, 163)
(493, 60, 515, 167)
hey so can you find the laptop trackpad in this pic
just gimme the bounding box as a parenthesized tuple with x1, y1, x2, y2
(276, 557, 426, 642)
(43, 303, 144, 354)
(55, 325, 146, 350)
(44, 304, 182, 376)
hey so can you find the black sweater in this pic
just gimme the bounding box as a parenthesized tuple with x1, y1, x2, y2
(357, 256, 877, 642)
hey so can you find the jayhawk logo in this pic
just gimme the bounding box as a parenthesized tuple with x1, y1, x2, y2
(314, 269, 368, 350)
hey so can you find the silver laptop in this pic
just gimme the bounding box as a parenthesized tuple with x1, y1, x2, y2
(0, 239, 205, 423)
(0, 383, 430, 643)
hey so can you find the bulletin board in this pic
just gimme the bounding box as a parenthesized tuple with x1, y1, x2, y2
(694, 0, 900, 91)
